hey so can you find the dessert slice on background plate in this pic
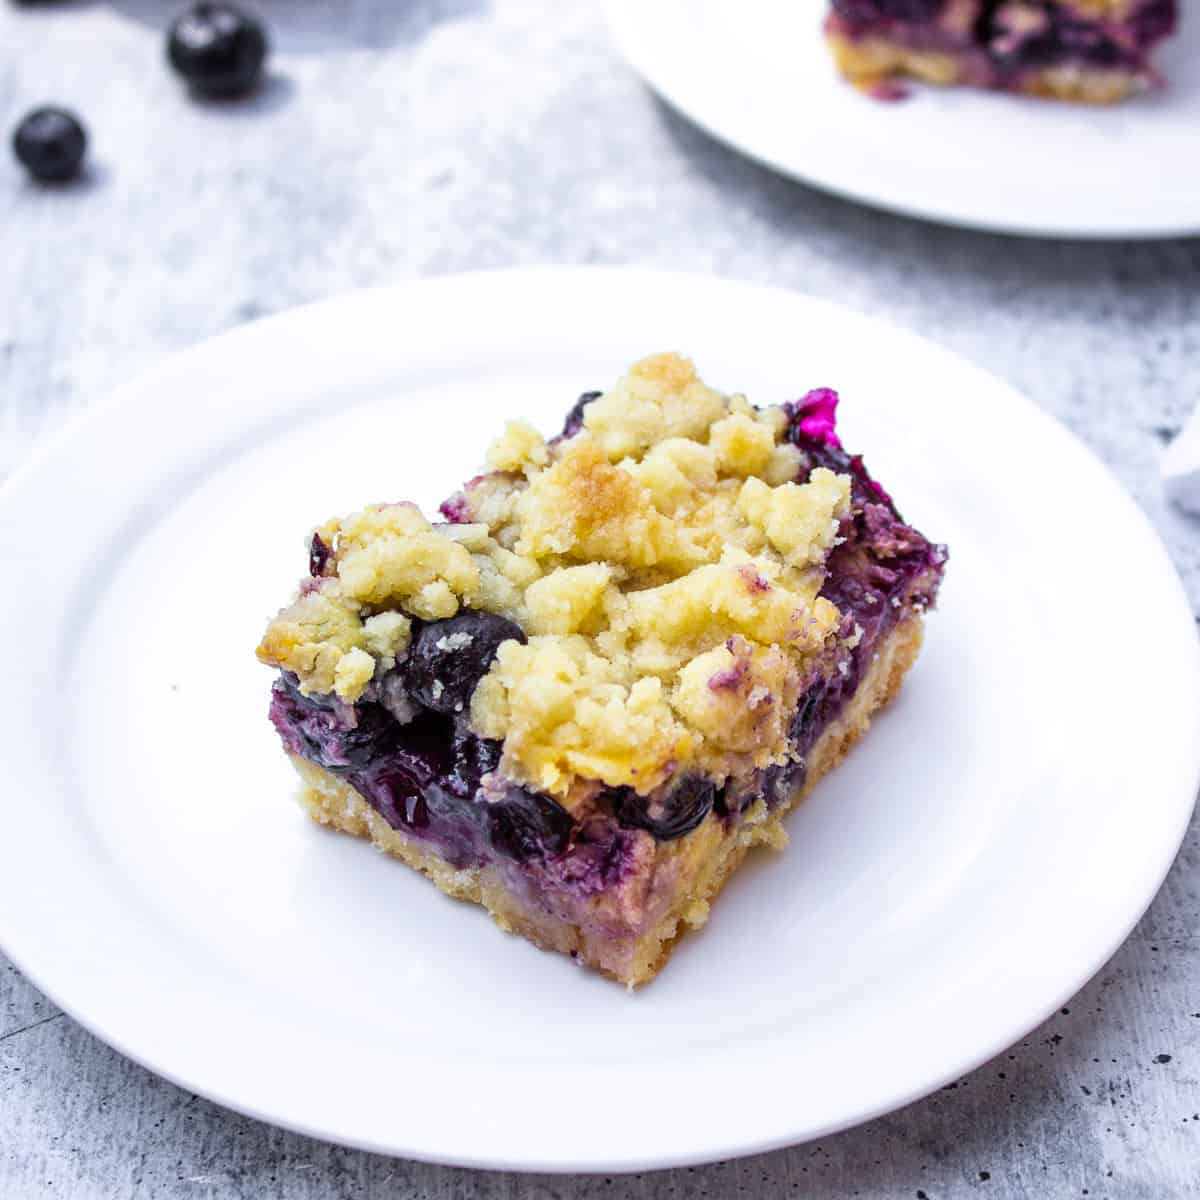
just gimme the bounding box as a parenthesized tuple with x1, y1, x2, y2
(825, 0, 1179, 103)
(258, 353, 946, 986)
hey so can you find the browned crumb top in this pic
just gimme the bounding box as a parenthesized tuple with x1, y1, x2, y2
(258, 353, 856, 810)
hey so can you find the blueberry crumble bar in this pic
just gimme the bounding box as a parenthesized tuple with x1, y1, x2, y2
(825, 1, 1178, 103)
(257, 354, 946, 986)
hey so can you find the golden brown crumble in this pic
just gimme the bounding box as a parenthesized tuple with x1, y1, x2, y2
(257, 353, 854, 809)
(1054, 1, 1142, 19)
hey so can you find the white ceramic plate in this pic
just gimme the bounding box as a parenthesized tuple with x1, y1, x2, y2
(605, 0, 1200, 239)
(0, 269, 1196, 1172)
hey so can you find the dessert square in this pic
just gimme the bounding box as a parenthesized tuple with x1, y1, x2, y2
(257, 354, 946, 986)
(825, 1, 1179, 103)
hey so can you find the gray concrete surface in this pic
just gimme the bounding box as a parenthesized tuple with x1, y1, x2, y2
(2, 2, 1198, 1196)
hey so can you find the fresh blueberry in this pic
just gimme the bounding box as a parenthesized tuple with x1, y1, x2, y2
(487, 786, 574, 862)
(613, 776, 716, 840)
(405, 611, 526, 715)
(12, 107, 87, 182)
(167, 4, 269, 97)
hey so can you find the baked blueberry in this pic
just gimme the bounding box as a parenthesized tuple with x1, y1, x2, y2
(405, 612, 526, 715)
(613, 776, 716, 841)
(487, 787, 574, 862)
(167, 3, 269, 97)
(447, 727, 502, 798)
(12, 107, 87, 182)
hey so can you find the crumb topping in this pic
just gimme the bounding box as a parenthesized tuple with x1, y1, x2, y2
(1054, 1, 1143, 19)
(485, 419, 549, 475)
(257, 353, 854, 805)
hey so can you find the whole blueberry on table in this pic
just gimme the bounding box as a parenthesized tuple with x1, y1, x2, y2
(167, 3, 269, 97)
(12, 107, 87, 182)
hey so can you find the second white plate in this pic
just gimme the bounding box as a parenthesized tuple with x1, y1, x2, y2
(0, 269, 1196, 1171)
(606, 0, 1200, 239)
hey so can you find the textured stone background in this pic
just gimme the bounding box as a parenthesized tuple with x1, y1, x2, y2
(2, 3, 1198, 1197)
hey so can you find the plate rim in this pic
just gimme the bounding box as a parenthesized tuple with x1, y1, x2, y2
(603, 0, 1200, 242)
(1, 267, 1197, 1172)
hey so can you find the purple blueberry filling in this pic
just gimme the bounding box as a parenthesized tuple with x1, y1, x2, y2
(547, 820, 644, 897)
(269, 387, 944, 880)
(829, 0, 1178, 84)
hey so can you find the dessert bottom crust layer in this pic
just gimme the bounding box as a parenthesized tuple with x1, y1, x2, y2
(827, 35, 1142, 104)
(292, 614, 925, 987)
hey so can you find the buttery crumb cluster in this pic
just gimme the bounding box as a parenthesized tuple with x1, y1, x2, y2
(258, 353, 857, 809)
